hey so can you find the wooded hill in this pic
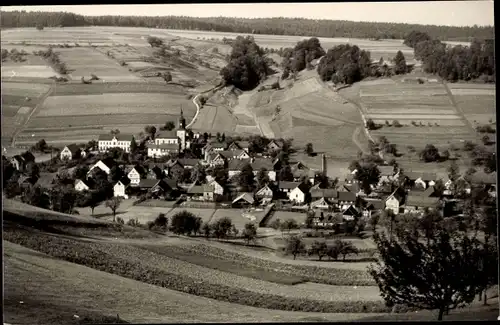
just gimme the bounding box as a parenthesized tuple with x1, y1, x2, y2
(0, 10, 494, 42)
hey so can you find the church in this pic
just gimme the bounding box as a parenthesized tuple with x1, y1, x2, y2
(146, 109, 195, 158)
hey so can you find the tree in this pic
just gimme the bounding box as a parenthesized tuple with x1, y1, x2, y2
(34, 139, 48, 152)
(130, 137, 138, 153)
(369, 229, 484, 320)
(237, 163, 255, 192)
(212, 217, 233, 240)
(109, 165, 124, 183)
(190, 164, 207, 184)
(202, 222, 211, 239)
(278, 164, 294, 182)
(305, 210, 315, 228)
(283, 219, 299, 234)
(82, 190, 104, 216)
(256, 168, 270, 187)
(163, 71, 172, 83)
(36, 24, 44, 30)
(382, 209, 397, 241)
(285, 235, 305, 260)
(144, 125, 157, 140)
(393, 50, 407, 74)
(21, 185, 50, 209)
(242, 222, 257, 245)
(353, 162, 381, 195)
(147, 36, 163, 47)
(170, 210, 199, 235)
(309, 240, 328, 260)
(105, 197, 122, 222)
(420, 144, 440, 162)
(366, 119, 376, 130)
(304, 143, 314, 156)
(86, 140, 98, 151)
(369, 213, 380, 230)
(162, 121, 176, 131)
(269, 218, 281, 230)
(334, 240, 359, 261)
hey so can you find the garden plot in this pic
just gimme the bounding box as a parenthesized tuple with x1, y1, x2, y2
(36, 93, 195, 117)
(210, 209, 265, 230)
(56, 47, 142, 81)
(51, 82, 186, 96)
(234, 125, 261, 135)
(284, 78, 323, 101)
(2, 82, 51, 98)
(1, 64, 60, 79)
(453, 95, 495, 115)
(267, 211, 308, 227)
(166, 208, 216, 224)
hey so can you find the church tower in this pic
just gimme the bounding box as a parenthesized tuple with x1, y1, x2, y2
(176, 106, 187, 151)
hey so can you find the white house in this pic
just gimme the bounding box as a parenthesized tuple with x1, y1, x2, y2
(267, 139, 282, 151)
(208, 179, 224, 196)
(87, 159, 114, 176)
(147, 143, 180, 158)
(378, 165, 398, 186)
(289, 183, 309, 204)
(405, 172, 437, 189)
(114, 178, 131, 199)
(74, 179, 90, 192)
(98, 134, 135, 153)
(60, 144, 83, 160)
(255, 185, 274, 203)
(150, 109, 190, 157)
(384, 189, 404, 215)
(126, 166, 145, 186)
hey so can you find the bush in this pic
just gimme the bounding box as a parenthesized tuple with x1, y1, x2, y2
(170, 210, 202, 235)
(393, 120, 402, 127)
(127, 218, 141, 227)
(116, 217, 125, 224)
(366, 119, 377, 130)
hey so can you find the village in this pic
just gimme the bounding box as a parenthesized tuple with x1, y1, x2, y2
(4, 107, 496, 232)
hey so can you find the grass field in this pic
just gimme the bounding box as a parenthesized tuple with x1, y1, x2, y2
(268, 211, 308, 226)
(448, 83, 496, 127)
(210, 208, 264, 230)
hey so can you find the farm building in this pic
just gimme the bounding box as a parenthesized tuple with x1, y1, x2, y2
(255, 185, 274, 203)
(148, 109, 193, 157)
(98, 134, 135, 153)
(206, 149, 250, 164)
(288, 183, 311, 204)
(363, 198, 385, 218)
(404, 195, 441, 214)
(187, 184, 206, 201)
(87, 158, 115, 176)
(114, 178, 131, 199)
(60, 144, 84, 160)
(232, 192, 255, 207)
(207, 179, 224, 196)
(147, 143, 180, 158)
(74, 179, 91, 192)
(267, 139, 283, 151)
(377, 165, 398, 186)
(404, 171, 437, 189)
(342, 205, 361, 221)
(384, 189, 405, 215)
(337, 191, 357, 210)
(202, 141, 228, 155)
(227, 141, 250, 151)
(125, 165, 146, 186)
(34, 173, 56, 190)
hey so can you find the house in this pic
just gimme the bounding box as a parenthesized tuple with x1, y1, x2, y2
(114, 178, 131, 199)
(18, 175, 36, 189)
(98, 134, 135, 152)
(228, 141, 250, 151)
(87, 158, 115, 176)
(147, 143, 180, 158)
(138, 178, 178, 197)
(187, 184, 206, 201)
(10, 155, 26, 171)
(310, 197, 332, 210)
(404, 195, 441, 214)
(207, 149, 250, 164)
(267, 139, 282, 151)
(405, 171, 437, 189)
(163, 160, 184, 178)
(310, 188, 337, 210)
(344, 174, 359, 185)
(255, 185, 274, 203)
(74, 179, 91, 192)
(337, 191, 357, 210)
(126, 165, 146, 186)
(208, 179, 224, 196)
(289, 182, 310, 204)
(384, 189, 405, 215)
(363, 199, 385, 217)
(232, 192, 255, 207)
(203, 141, 228, 156)
(251, 158, 277, 181)
(177, 158, 199, 169)
(342, 205, 361, 221)
(378, 165, 398, 186)
(153, 109, 190, 152)
(202, 184, 218, 201)
(60, 144, 83, 160)
(278, 181, 301, 194)
(34, 173, 56, 190)
(466, 171, 497, 197)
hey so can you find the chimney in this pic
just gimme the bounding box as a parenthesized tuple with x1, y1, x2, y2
(321, 154, 327, 176)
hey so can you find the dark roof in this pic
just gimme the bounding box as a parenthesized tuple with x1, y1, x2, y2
(232, 192, 255, 204)
(405, 171, 437, 182)
(233, 141, 250, 149)
(206, 141, 228, 149)
(342, 205, 360, 217)
(296, 182, 311, 194)
(465, 171, 496, 185)
(117, 177, 131, 186)
(267, 140, 283, 148)
(420, 186, 436, 197)
(311, 188, 337, 198)
(188, 185, 205, 194)
(177, 158, 199, 167)
(279, 181, 301, 189)
(139, 179, 160, 188)
(378, 166, 395, 177)
(148, 143, 180, 150)
(155, 130, 178, 139)
(65, 143, 81, 155)
(163, 178, 178, 189)
(21, 151, 35, 162)
(251, 158, 275, 171)
(218, 150, 247, 159)
(337, 191, 356, 202)
(405, 195, 440, 208)
(99, 157, 116, 169)
(344, 183, 360, 193)
(34, 173, 56, 188)
(98, 133, 135, 141)
(228, 159, 251, 171)
(11, 155, 25, 164)
(365, 199, 385, 210)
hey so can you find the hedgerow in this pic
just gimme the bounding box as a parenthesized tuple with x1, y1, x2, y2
(4, 227, 388, 313)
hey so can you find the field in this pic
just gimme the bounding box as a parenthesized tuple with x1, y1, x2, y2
(210, 208, 266, 230)
(448, 83, 496, 126)
(267, 211, 308, 226)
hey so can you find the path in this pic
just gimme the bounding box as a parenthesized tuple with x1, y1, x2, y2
(186, 93, 202, 129)
(441, 80, 480, 141)
(11, 82, 54, 147)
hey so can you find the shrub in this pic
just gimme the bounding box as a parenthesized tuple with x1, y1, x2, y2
(119, 60, 127, 66)
(90, 73, 99, 81)
(366, 119, 377, 130)
(393, 120, 402, 127)
(411, 121, 417, 126)
(385, 120, 391, 126)
(116, 217, 125, 224)
(170, 210, 202, 235)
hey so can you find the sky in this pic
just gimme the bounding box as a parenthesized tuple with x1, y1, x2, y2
(0, 2, 494, 27)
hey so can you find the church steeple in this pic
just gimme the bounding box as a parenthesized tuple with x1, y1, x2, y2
(178, 106, 186, 130)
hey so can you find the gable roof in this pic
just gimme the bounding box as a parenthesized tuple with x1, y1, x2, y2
(405, 171, 437, 182)
(342, 205, 360, 217)
(420, 185, 436, 197)
(98, 133, 135, 141)
(232, 192, 255, 205)
(187, 185, 205, 194)
(139, 179, 160, 188)
(228, 159, 251, 171)
(279, 181, 301, 189)
(378, 165, 395, 177)
(405, 195, 440, 208)
(155, 130, 178, 139)
(34, 173, 56, 188)
(177, 158, 199, 167)
(11, 155, 25, 164)
(251, 158, 275, 171)
(148, 143, 180, 151)
(337, 191, 356, 202)
(64, 143, 81, 155)
(310, 188, 337, 199)
(232, 141, 250, 149)
(267, 139, 283, 148)
(365, 198, 385, 210)
(116, 177, 131, 186)
(97, 157, 116, 169)
(310, 197, 331, 209)
(256, 185, 274, 196)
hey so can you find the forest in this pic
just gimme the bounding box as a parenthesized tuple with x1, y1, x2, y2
(404, 31, 495, 82)
(0, 10, 494, 41)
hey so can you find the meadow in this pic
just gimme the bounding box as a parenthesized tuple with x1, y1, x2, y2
(448, 83, 496, 126)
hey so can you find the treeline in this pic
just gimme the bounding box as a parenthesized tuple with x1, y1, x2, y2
(404, 31, 495, 82)
(0, 11, 494, 41)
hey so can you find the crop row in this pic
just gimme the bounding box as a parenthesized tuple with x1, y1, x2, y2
(3, 228, 388, 313)
(179, 243, 375, 286)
